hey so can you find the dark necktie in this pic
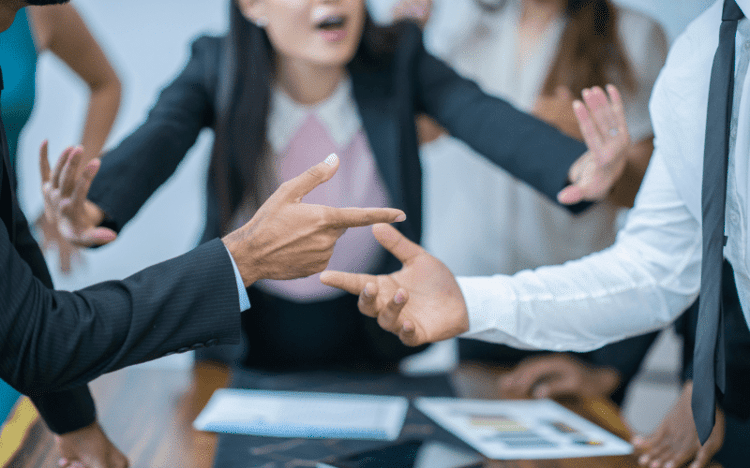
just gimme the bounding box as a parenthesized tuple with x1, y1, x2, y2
(691, 0, 744, 445)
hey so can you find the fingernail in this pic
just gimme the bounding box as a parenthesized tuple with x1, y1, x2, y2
(324, 153, 338, 166)
(664, 461, 674, 468)
(364, 284, 375, 298)
(650, 460, 660, 468)
(639, 455, 649, 465)
(58, 459, 67, 467)
(631, 436, 644, 446)
(394, 290, 406, 304)
(395, 213, 406, 222)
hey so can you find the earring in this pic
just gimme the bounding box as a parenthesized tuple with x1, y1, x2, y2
(255, 16, 269, 28)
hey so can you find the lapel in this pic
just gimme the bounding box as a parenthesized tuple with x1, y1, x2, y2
(350, 69, 403, 211)
(0, 66, 16, 243)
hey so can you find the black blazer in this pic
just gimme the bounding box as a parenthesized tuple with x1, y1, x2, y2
(88, 24, 588, 275)
(0, 68, 241, 433)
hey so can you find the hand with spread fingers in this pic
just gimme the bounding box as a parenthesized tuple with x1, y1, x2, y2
(558, 84, 631, 205)
(223, 155, 406, 286)
(631, 381, 724, 468)
(39, 141, 116, 248)
(320, 223, 467, 346)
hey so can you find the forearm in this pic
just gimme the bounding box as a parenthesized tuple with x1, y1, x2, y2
(1, 237, 241, 395)
(80, 78, 121, 165)
(458, 153, 700, 351)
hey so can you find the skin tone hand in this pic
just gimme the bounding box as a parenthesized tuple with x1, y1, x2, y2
(320, 223, 468, 346)
(55, 422, 128, 468)
(497, 354, 620, 400)
(631, 381, 724, 468)
(29, 3, 122, 274)
(391, 0, 432, 29)
(222, 154, 406, 286)
(558, 84, 631, 205)
(39, 141, 116, 248)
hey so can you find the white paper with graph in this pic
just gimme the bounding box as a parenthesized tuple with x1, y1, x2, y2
(414, 398, 632, 460)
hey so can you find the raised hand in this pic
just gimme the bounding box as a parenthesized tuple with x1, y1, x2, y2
(55, 421, 129, 468)
(632, 381, 724, 468)
(39, 141, 115, 247)
(320, 223, 468, 346)
(558, 85, 631, 205)
(222, 154, 407, 286)
(498, 354, 620, 400)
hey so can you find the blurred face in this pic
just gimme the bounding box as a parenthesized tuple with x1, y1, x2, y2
(237, 0, 366, 70)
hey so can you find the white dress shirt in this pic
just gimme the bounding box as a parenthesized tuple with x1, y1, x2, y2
(459, 0, 750, 351)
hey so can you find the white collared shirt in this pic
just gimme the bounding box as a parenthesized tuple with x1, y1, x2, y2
(459, 0, 750, 350)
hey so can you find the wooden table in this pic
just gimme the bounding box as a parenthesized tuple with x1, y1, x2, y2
(6, 362, 713, 468)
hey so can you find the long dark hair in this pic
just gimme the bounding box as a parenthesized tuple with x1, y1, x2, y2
(209, 2, 403, 233)
(474, 0, 636, 97)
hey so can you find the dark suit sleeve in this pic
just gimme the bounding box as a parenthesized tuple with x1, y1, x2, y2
(409, 26, 589, 212)
(9, 204, 97, 434)
(0, 212, 241, 395)
(87, 36, 219, 231)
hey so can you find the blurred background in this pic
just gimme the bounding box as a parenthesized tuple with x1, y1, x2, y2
(15, 0, 717, 435)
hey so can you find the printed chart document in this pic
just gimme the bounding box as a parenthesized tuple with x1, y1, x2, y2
(415, 398, 632, 460)
(194, 389, 409, 441)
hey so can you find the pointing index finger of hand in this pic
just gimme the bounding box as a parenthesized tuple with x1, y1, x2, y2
(327, 207, 407, 229)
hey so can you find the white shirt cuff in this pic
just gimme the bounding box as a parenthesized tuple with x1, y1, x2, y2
(223, 245, 251, 312)
(456, 275, 536, 350)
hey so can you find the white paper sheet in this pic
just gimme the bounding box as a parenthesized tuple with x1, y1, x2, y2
(193, 389, 409, 441)
(415, 398, 632, 460)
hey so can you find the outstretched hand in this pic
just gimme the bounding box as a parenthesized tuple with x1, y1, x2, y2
(558, 85, 631, 205)
(320, 223, 468, 346)
(223, 154, 406, 286)
(39, 141, 115, 248)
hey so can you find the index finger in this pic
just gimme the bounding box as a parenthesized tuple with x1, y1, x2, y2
(326, 206, 406, 229)
(320, 270, 377, 295)
(39, 140, 51, 184)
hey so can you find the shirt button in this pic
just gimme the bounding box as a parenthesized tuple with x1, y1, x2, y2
(164, 351, 176, 357)
(177, 347, 190, 353)
(731, 127, 738, 139)
(744, 41, 750, 50)
(206, 339, 219, 346)
(190, 343, 205, 350)
(731, 212, 740, 224)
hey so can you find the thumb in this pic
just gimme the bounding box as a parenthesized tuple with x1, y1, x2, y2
(284, 153, 339, 201)
(372, 223, 423, 264)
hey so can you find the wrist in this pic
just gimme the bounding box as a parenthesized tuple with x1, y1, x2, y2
(221, 232, 260, 287)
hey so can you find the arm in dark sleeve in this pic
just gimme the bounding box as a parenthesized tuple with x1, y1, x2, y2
(410, 26, 589, 213)
(30, 386, 95, 434)
(10, 203, 97, 434)
(87, 36, 220, 232)
(0, 219, 240, 396)
(583, 331, 660, 406)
